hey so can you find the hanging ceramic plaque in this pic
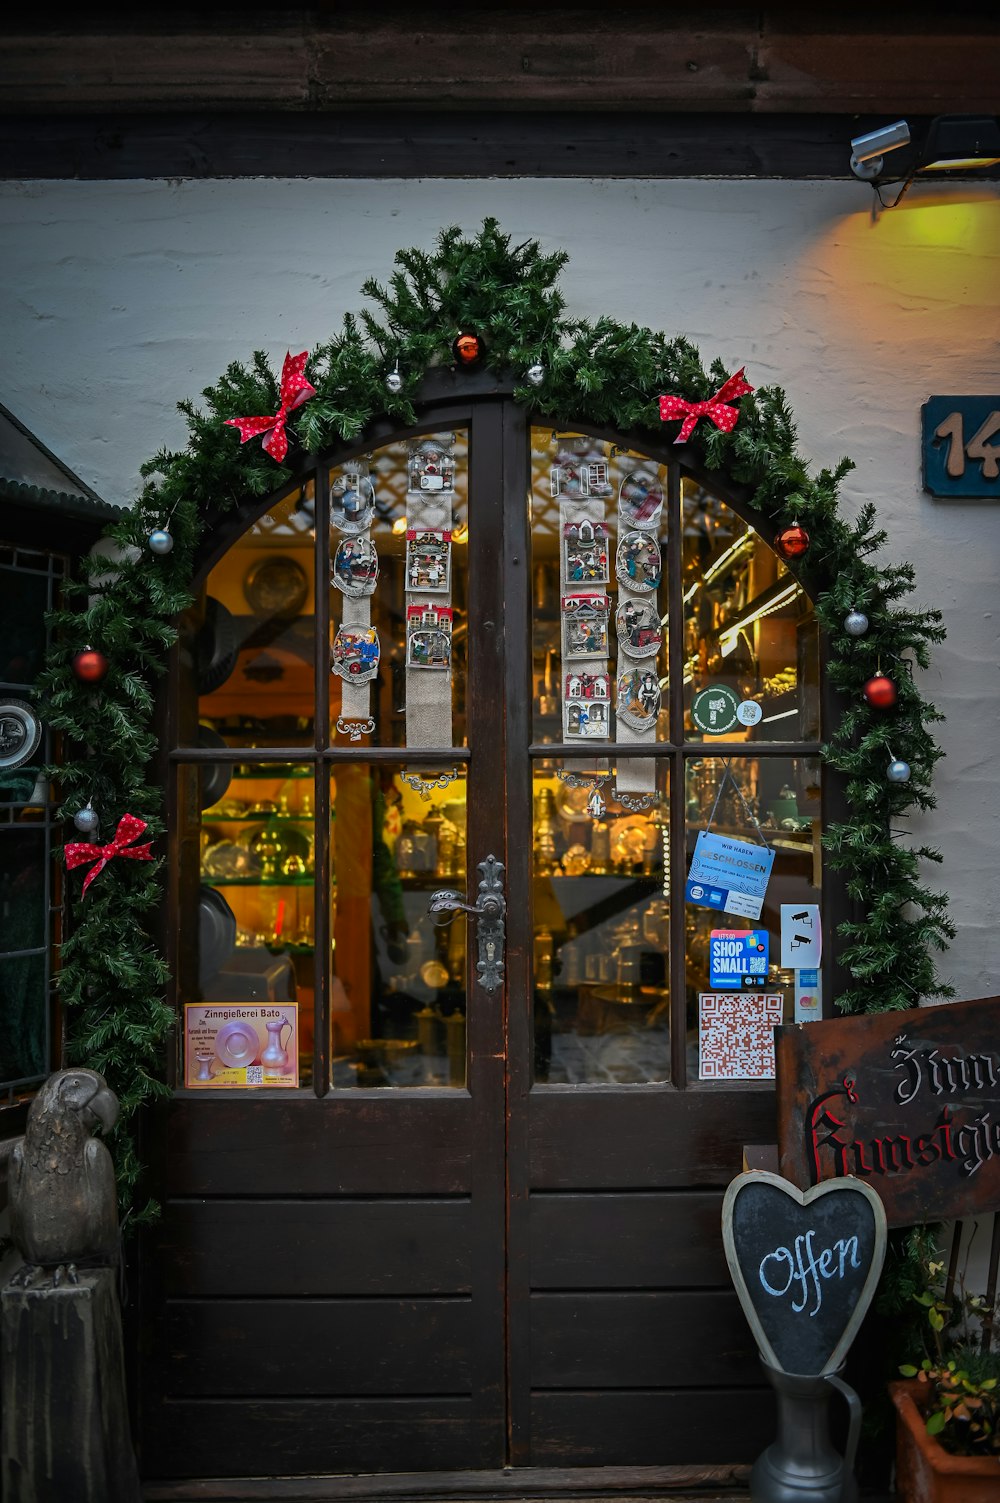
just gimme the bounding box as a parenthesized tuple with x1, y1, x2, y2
(616, 531, 662, 593)
(406, 603, 453, 670)
(332, 535, 379, 597)
(616, 666, 661, 731)
(331, 470, 376, 535)
(615, 599, 663, 660)
(586, 787, 607, 819)
(563, 669, 611, 741)
(406, 529, 452, 592)
(408, 436, 456, 495)
(561, 592, 610, 660)
(563, 519, 610, 585)
(331, 625, 380, 683)
(0, 697, 42, 771)
(549, 441, 613, 500)
(618, 470, 664, 531)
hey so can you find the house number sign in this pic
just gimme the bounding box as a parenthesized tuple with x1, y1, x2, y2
(922, 395, 1000, 498)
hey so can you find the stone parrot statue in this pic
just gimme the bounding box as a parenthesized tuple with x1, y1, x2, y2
(9, 1068, 120, 1286)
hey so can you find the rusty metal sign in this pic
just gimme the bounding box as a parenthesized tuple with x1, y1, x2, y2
(776, 996, 1000, 1229)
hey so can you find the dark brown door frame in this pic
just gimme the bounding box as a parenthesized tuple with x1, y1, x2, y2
(143, 378, 848, 1484)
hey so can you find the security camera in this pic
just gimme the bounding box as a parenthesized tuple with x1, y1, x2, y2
(850, 120, 911, 179)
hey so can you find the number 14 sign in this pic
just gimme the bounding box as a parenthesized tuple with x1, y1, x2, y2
(922, 395, 1000, 498)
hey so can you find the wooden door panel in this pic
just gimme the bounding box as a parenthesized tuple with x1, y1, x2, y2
(142, 1399, 488, 1479)
(162, 1096, 474, 1195)
(530, 1290, 760, 1387)
(529, 1089, 777, 1188)
(528, 1390, 774, 1466)
(529, 1191, 728, 1287)
(160, 1198, 473, 1296)
(164, 1298, 472, 1396)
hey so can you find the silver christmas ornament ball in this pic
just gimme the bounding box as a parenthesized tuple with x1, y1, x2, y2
(844, 609, 869, 637)
(526, 363, 546, 388)
(887, 759, 912, 784)
(73, 803, 100, 834)
(148, 528, 174, 555)
(385, 370, 404, 395)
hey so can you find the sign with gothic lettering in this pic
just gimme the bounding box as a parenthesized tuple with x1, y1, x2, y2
(776, 995, 1000, 1229)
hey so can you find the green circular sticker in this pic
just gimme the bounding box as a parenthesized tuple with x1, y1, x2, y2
(691, 685, 740, 735)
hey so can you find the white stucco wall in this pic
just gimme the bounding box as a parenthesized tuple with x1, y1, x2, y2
(1, 177, 997, 999)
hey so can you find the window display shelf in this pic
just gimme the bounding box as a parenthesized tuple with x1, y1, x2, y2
(200, 875, 314, 888)
(202, 814, 315, 824)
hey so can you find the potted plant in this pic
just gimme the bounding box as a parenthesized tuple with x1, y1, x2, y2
(892, 1242, 1000, 1502)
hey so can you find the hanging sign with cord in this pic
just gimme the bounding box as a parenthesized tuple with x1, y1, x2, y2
(686, 761, 775, 920)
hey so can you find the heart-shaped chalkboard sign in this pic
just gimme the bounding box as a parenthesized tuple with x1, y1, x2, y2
(722, 1171, 887, 1377)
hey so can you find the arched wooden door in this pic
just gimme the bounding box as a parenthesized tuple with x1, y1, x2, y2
(141, 394, 829, 1482)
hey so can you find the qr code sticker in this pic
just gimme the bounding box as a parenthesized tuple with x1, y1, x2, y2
(245, 1066, 264, 1086)
(698, 992, 783, 1080)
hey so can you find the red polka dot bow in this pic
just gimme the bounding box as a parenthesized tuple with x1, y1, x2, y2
(658, 368, 754, 445)
(224, 350, 316, 464)
(65, 814, 154, 896)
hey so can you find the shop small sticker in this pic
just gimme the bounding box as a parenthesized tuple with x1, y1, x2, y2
(691, 685, 740, 734)
(710, 929, 770, 989)
(737, 698, 763, 727)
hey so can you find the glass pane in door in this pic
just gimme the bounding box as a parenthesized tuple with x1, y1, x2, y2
(329, 764, 468, 1088)
(682, 477, 820, 742)
(177, 483, 317, 750)
(176, 760, 316, 1088)
(329, 431, 469, 750)
(684, 754, 822, 1084)
(532, 760, 670, 1084)
(529, 430, 669, 746)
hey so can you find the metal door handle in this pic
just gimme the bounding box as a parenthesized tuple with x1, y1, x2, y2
(428, 854, 505, 992)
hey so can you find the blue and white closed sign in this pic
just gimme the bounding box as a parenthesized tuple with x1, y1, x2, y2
(686, 830, 775, 921)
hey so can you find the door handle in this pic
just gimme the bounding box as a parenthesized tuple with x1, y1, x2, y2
(428, 854, 506, 993)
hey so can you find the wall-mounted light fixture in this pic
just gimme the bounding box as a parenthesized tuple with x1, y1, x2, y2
(850, 115, 1000, 206)
(849, 120, 911, 181)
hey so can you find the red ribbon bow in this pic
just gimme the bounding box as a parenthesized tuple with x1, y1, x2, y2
(65, 814, 154, 896)
(224, 350, 316, 464)
(658, 368, 754, 445)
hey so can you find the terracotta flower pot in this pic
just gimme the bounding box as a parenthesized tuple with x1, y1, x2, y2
(891, 1378, 1000, 1503)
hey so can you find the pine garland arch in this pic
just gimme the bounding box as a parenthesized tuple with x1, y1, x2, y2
(40, 219, 953, 1217)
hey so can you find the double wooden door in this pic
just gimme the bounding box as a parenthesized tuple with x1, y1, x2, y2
(141, 395, 823, 1481)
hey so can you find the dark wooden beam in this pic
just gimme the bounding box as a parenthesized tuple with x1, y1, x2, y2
(1, 9, 998, 116)
(0, 110, 957, 180)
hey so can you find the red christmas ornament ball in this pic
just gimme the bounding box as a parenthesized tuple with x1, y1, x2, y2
(863, 673, 897, 709)
(452, 331, 484, 368)
(774, 522, 810, 561)
(72, 647, 109, 684)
